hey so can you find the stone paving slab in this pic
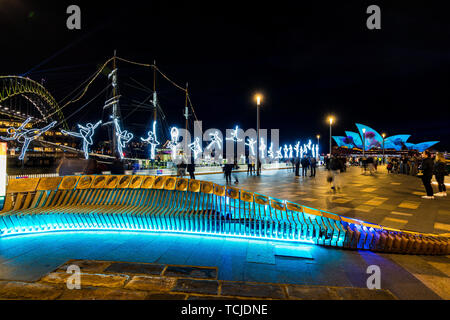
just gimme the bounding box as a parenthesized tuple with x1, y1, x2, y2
(163, 265, 217, 280)
(0, 259, 398, 300)
(172, 279, 219, 295)
(104, 262, 165, 276)
(125, 275, 176, 291)
(220, 281, 286, 299)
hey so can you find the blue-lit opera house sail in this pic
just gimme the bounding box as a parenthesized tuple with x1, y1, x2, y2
(333, 124, 439, 152)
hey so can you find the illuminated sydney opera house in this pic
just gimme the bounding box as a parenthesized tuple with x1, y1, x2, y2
(332, 123, 439, 152)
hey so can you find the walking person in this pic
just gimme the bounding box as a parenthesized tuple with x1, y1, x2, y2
(295, 157, 300, 177)
(310, 157, 317, 177)
(301, 155, 309, 177)
(420, 151, 435, 199)
(224, 163, 232, 185)
(330, 156, 342, 191)
(246, 155, 251, 176)
(187, 162, 196, 179)
(434, 152, 447, 197)
(233, 160, 240, 184)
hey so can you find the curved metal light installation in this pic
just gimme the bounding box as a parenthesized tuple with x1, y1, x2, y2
(0, 175, 447, 255)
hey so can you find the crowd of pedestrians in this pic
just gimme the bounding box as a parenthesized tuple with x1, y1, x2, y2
(293, 155, 317, 177)
(419, 151, 448, 199)
(386, 155, 420, 176)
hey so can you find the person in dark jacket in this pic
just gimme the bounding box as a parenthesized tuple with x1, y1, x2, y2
(330, 156, 342, 190)
(187, 162, 196, 179)
(295, 157, 300, 177)
(300, 155, 310, 177)
(224, 163, 233, 185)
(420, 151, 435, 199)
(434, 152, 447, 197)
(310, 157, 317, 177)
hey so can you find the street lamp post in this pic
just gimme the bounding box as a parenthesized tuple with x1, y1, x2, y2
(328, 117, 334, 156)
(382, 133, 386, 164)
(362, 128, 366, 157)
(316, 134, 320, 159)
(256, 94, 262, 176)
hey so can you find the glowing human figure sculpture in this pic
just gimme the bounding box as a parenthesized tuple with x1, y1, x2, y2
(259, 137, 266, 159)
(283, 144, 289, 159)
(288, 144, 293, 159)
(316, 144, 319, 158)
(114, 118, 134, 159)
(268, 142, 274, 159)
(276, 147, 283, 159)
(61, 120, 102, 159)
(141, 121, 160, 160)
(294, 141, 300, 157)
(167, 127, 179, 160)
(188, 137, 203, 160)
(245, 137, 257, 156)
(206, 130, 222, 150)
(226, 126, 243, 143)
(0, 117, 57, 160)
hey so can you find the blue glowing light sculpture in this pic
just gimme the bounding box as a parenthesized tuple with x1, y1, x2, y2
(226, 126, 243, 143)
(268, 142, 274, 159)
(141, 121, 160, 160)
(259, 137, 266, 159)
(245, 137, 256, 156)
(167, 127, 179, 160)
(206, 130, 222, 150)
(188, 137, 203, 160)
(61, 120, 102, 159)
(113, 118, 134, 159)
(0, 117, 57, 160)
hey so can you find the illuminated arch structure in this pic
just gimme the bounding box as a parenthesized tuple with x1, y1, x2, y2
(0, 175, 448, 255)
(333, 123, 439, 152)
(0, 76, 68, 130)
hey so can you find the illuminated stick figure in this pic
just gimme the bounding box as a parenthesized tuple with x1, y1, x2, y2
(0, 117, 57, 160)
(188, 137, 203, 160)
(283, 144, 289, 159)
(276, 147, 283, 159)
(141, 121, 160, 160)
(167, 127, 179, 160)
(268, 142, 274, 159)
(225, 126, 243, 142)
(259, 137, 266, 159)
(206, 130, 222, 150)
(61, 120, 101, 159)
(113, 118, 133, 159)
(245, 137, 256, 156)
(294, 141, 300, 157)
(288, 144, 293, 159)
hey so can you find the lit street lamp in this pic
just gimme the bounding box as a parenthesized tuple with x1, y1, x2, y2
(382, 133, 386, 164)
(255, 94, 262, 176)
(316, 134, 320, 159)
(328, 117, 334, 156)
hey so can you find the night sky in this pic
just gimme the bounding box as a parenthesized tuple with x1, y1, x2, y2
(1, 0, 450, 151)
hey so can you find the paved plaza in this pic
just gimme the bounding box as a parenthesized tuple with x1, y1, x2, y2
(0, 166, 448, 300)
(196, 165, 450, 235)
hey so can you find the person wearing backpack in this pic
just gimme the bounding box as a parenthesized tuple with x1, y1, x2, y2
(434, 152, 447, 197)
